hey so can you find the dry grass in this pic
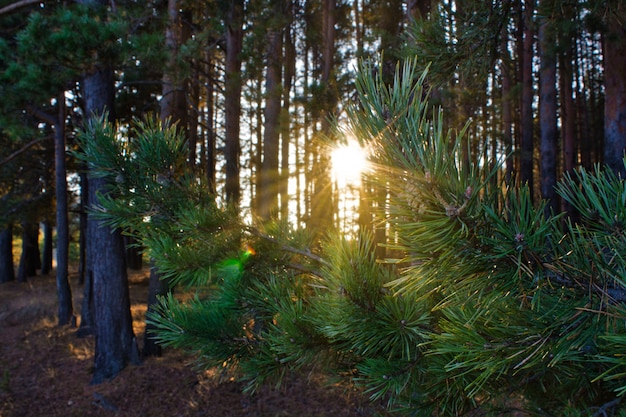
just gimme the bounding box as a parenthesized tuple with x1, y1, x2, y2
(0, 269, 385, 417)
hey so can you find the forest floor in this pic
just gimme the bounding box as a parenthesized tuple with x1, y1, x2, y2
(0, 268, 388, 417)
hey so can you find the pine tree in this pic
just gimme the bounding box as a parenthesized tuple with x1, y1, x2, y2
(83, 58, 626, 416)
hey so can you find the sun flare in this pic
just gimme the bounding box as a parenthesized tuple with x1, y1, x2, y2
(330, 139, 369, 187)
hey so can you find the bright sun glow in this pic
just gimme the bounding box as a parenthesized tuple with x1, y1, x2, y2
(331, 139, 369, 188)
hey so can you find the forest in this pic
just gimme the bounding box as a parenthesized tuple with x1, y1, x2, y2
(1, 0, 626, 416)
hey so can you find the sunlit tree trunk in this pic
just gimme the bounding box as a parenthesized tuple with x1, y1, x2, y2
(259, 12, 284, 221)
(501, 33, 515, 183)
(224, 0, 244, 207)
(204, 52, 216, 193)
(280, 8, 295, 220)
(310, 0, 335, 234)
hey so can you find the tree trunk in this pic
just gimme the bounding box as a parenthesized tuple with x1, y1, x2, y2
(0, 225, 14, 283)
(40, 220, 53, 275)
(161, 0, 189, 133)
(89, 180, 140, 382)
(520, 0, 535, 195)
(501, 34, 514, 184)
(310, 0, 335, 234)
(560, 32, 576, 176)
(124, 234, 143, 270)
(17, 221, 39, 282)
(224, 0, 244, 207)
(143, 0, 192, 358)
(143, 264, 168, 357)
(55, 92, 74, 326)
(204, 53, 216, 193)
(538, 10, 558, 217)
(77, 0, 140, 381)
(259, 23, 284, 221)
(280, 6, 295, 220)
(603, 6, 626, 176)
(79, 67, 119, 338)
(77, 171, 87, 285)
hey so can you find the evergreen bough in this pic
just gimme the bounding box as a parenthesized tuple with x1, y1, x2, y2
(79, 59, 626, 416)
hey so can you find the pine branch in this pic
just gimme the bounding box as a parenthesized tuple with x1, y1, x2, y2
(245, 226, 331, 268)
(0, 137, 51, 167)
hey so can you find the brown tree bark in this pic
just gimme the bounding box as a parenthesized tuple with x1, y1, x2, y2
(224, 0, 244, 207)
(280, 8, 295, 220)
(310, 0, 335, 234)
(603, 6, 626, 176)
(54, 92, 74, 326)
(161, 0, 189, 134)
(259, 15, 284, 221)
(77, 0, 140, 383)
(520, 0, 535, 195)
(538, 9, 558, 216)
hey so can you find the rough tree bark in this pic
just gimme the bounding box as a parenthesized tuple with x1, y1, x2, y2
(310, 0, 335, 233)
(259, 12, 284, 221)
(538, 8, 558, 216)
(77, 0, 140, 382)
(54, 92, 74, 326)
(224, 0, 244, 207)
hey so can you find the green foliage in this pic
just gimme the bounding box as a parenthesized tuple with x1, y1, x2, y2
(79, 59, 626, 416)
(1, 5, 129, 107)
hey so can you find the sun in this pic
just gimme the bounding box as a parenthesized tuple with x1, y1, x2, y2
(330, 139, 369, 187)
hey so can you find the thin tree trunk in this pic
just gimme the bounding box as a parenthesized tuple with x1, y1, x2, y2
(161, 0, 189, 132)
(560, 32, 576, 176)
(224, 0, 244, 207)
(538, 10, 558, 217)
(259, 22, 283, 220)
(603, 6, 626, 176)
(204, 53, 216, 193)
(501, 39, 514, 184)
(280, 9, 295, 220)
(520, 0, 535, 195)
(0, 225, 15, 283)
(310, 0, 335, 234)
(41, 220, 53, 275)
(55, 91, 74, 326)
(143, 263, 168, 357)
(77, 171, 87, 285)
(17, 221, 39, 282)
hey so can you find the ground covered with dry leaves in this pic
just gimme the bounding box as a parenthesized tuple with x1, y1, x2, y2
(0, 269, 387, 417)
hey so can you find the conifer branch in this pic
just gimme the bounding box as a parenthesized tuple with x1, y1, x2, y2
(245, 226, 331, 268)
(0, 137, 50, 167)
